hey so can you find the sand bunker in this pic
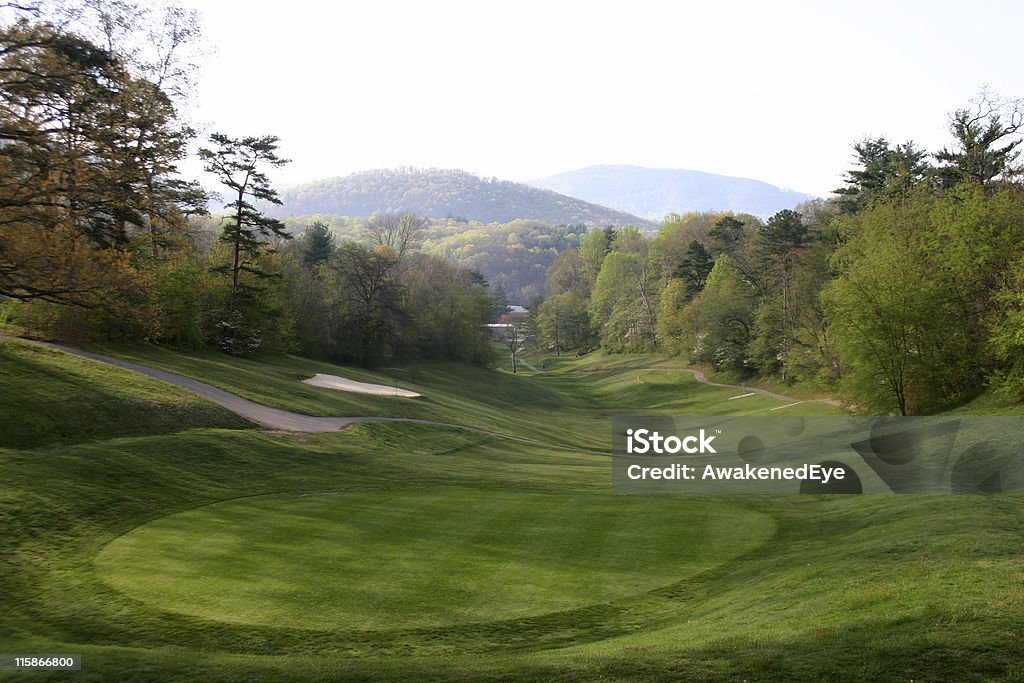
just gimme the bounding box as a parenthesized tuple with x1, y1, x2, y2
(303, 373, 421, 397)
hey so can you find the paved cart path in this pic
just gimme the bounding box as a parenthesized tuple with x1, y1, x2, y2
(2, 337, 592, 449)
(587, 363, 843, 408)
(4, 336, 841, 450)
(674, 367, 844, 407)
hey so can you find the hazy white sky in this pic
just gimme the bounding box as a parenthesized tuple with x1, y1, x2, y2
(178, 0, 1024, 197)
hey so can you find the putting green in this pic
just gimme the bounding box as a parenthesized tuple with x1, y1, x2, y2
(96, 489, 774, 630)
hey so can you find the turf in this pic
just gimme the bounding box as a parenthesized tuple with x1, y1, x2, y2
(96, 490, 773, 630)
(2, 337, 1023, 681)
(0, 339, 250, 448)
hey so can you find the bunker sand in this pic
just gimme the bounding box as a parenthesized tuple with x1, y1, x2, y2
(303, 373, 420, 397)
(3, 337, 594, 450)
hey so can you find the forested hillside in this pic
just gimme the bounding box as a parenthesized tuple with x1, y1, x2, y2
(281, 215, 588, 304)
(276, 168, 656, 227)
(526, 91, 1024, 414)
(529, 165, 814, 219)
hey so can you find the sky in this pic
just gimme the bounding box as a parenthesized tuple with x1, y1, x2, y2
(174, 0, 1024, 198)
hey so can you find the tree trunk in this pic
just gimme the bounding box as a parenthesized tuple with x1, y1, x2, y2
(231, 186, 244, 293)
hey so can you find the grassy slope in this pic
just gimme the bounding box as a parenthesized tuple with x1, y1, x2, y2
(943, 389, 1024, 415)
(529, 347, 1024, 416)
(0, 339, 251, 448)
(1, 339, 1022, 681)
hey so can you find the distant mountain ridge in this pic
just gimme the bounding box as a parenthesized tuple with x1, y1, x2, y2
(527, 165, 815, 219)
(275, 168, 654, 227)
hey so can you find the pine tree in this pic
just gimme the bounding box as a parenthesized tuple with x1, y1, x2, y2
(199, 133, 290, 293)
(299, 221, 335, 266)
(936, 90, 1023, 188)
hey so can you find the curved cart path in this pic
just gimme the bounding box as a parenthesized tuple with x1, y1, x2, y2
(675, 366, 843, 409)
(5, 336, 840, 449)
(3, 336, 589, 449)
(9, 337, 372, 431)
(577, 361, 842, 408)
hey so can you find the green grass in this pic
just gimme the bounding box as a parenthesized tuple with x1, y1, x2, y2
(80, 344, 843, 451)
(2, 337, 1023, 681)
(0, 339, 250, 448)
(97, 490, 772, 630)
(942, 388, 1024, 415)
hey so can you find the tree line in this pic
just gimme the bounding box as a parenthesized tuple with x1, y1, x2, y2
(6, 4, 1024, 412)
(529, 89, 1024, 414)
(280, 215, 589, 305)
(0, 2, 498, 367)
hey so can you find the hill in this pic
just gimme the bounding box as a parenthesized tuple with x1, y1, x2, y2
(281, 216, 584, 305)
(275, 168, 655, 227)
(528, 164, 815, 219)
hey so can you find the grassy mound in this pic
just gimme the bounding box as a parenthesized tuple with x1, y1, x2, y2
(0, 339, 250, 448)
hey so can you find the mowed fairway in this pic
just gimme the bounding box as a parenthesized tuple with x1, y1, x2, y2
(3, 337, 1024, 681)
(97, 491, 773, 630)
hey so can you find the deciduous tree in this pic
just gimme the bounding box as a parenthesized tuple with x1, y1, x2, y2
(752, 209, 812, 376)
(823, 194, 975, 414)
(367, 210, 425, 261)
(0, 12, 199, 308)
(331, 242, 403, 365)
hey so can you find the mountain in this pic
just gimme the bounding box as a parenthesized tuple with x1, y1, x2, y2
(527, 165, 815, 220)
(275, 168, 655, 228)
